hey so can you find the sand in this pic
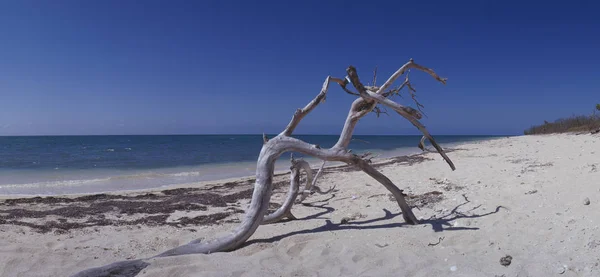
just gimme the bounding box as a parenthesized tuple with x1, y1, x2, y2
(1, 133, 599, 277)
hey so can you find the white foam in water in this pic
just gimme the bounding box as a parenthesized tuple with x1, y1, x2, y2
(0, 160, 270, 195)
(0, 178, 110, 189)
(0, 144, 459, 196)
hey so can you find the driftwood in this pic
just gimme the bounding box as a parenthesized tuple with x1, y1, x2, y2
(70, 59, 456, 277)
(418, 135, 444, 153)
(262, 156, 313, 224)
(297, 160, 327, 203)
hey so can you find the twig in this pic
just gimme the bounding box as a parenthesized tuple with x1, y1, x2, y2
(281, 76, 332, 136)
(367, 193, 388, 199)
(298, 160, 327, 202)
(310, 184, 336, 195)
(428, 237, 445, 246)
(382, 79, 409, 98)
(372, 66, 378, 86)
(375, 58, 447, 96)
(418, 136, 439, 152)
(359, 152, 374, 159)
(404, 80, 426, 116)
(372, 106, 389, 117)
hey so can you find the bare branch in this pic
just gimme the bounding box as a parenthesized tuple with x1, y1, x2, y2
(382, 79, 409, 98)
(359, 152, 374, 159)
(394, 107, 456, 170)
(418, 135, 426, 151)
(351, 156, 419, 224)
(363, 88, 423, 119)
(346, 65, 372, 102)
(418, 135, 439, 152)
(360, 152, 379, 163)
(331, 76, 360, 96)
(333, 64, 425, 150)
(428, 237, 445, 246)
(372, 106, 389, 117)
(376, 98, 455, 169)
(375, 58, 447, 95)
(332, 98, 377, 149)
(281, 76, 332, 136)
(263, 159, 313, 224)
(298, 160, 326, 202)
(263, 133, 269, 144)
(372, 65, 378, 86)
(346, 62, 455, 170)
(310, 184, 336, 195)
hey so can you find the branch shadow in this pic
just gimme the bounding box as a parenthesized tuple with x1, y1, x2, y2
(299, 202, 336, 221)
(422, 194, 507, 232)
(266, 202, 336, 224)
(243, 194, 505, 247)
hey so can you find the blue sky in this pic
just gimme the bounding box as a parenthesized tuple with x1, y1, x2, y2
(1, 1, 598, 136)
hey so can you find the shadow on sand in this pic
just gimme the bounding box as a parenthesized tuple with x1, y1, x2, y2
(244, 194, 506, 247)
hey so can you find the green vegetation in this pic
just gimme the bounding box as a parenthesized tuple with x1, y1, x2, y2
(524, 104, 600, 135)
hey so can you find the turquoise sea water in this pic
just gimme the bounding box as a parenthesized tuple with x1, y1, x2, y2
(0, 135, 503, 195)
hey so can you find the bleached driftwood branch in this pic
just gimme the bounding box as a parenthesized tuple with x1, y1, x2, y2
(262, 157, 313, 224)
(297, 160, 327, 203)
(71, 59, 455, 277)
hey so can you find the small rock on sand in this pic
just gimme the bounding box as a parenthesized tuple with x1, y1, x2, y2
(500, 255, 512, 267)
(583, 198, 590, 205)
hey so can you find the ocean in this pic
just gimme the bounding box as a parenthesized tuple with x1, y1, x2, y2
(0, 135, 503, 195)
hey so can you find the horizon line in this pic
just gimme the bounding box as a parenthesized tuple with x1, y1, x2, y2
(0, 133, 517, 137)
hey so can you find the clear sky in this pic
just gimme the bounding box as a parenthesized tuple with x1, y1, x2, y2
(1, 1, 598, 136)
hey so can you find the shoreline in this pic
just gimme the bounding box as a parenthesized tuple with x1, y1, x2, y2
(0, 148, 434, 198)
(0, 150, 440, 200)
(0, 135, 505, 196)
(3, 133, 598, 277)
(0, 151, 443, 235)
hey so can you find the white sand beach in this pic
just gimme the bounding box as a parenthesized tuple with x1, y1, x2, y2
(1, 133, 599, 277)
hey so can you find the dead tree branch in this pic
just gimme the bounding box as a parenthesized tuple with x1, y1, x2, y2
(418, 135, 445, 153)
(428, 236, 445, 246)
(263, 158, 313, 224)
(372, 106, 389, 117)
(372, 66, 378, 86)
(298, 160, 327, 202)
(71, 59, 455, 277)
(330, 76, 360, 96)
(375, 59, 447, 95)
(282, 77, 331, 136)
